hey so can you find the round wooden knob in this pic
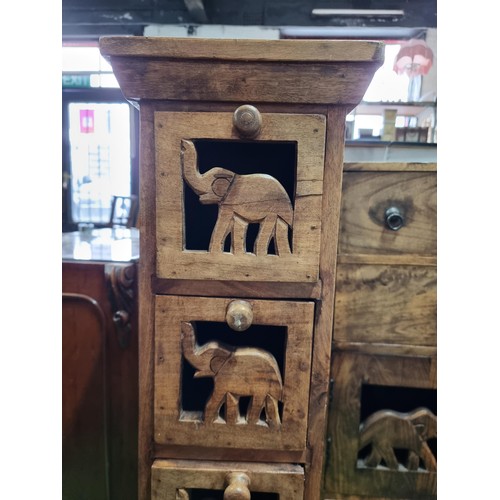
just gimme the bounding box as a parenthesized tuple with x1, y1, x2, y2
(226, 300, 253, 332)
(224, 472, 251, 500)
(233, 105, 262, 138)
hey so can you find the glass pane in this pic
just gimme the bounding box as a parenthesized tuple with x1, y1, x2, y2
(362, 44, 411, 102)
(68, 102, 131, 223)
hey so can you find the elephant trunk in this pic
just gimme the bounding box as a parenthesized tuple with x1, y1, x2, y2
(180, 139, 211, 195)
(181, 322, 232, 378)
(181, 322, 205, 370)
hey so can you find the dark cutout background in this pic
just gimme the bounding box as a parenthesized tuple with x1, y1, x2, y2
(182, 490, 278, 500)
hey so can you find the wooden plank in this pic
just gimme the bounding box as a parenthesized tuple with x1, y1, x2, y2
(334, 264, 436, 347)
(304, 106, 347, 500)
(337, 253, 437, 266)
(151, 459, 305, 499)
(151, 277, 322, 299)
(100, 37, 384, 63)
(344, 162, 437, 172)
(137, 103, 156, 500)
(333, 341, 437, 358)
(154, 296, 314, 452)
(339, 171, 437, 257)
(153, 444, 307, 464)
(155, 111, 325, 282)
(102, 57, 382, 104)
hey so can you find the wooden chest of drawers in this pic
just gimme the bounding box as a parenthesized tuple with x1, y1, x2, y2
(324, 162, 437, 499)
(100, 37, 436, 500)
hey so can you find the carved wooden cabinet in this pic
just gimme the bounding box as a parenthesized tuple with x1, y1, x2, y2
(99, 37, 386, 500)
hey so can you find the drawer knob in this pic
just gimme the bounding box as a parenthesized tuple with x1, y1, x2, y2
(233, 105, 262, 138)
(226, 300, 253, 332)
(384, 206, 405, 231)
(224, 472, 251, 500)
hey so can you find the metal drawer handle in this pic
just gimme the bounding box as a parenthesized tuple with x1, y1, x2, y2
(384, 206, 405, 231)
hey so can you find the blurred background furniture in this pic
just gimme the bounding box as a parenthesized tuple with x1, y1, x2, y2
(95, 195, 139, 229)
(62, 228, 139, 500)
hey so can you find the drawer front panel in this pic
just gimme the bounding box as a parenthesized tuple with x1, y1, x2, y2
(334, 264, 436, 347)
(324, 351, 437, 499)
(339, 172, 436, 257)
(154, 295, 314, 452)
(155, 111, 326, 283)
(151, 459, 304, 499)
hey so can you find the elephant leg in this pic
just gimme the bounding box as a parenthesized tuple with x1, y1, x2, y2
(274, 217, 291, 255)
(225, 393, 241, 425)
(407, 450, 420, 471)
(247, 394, 266, 425)
(254, 215, 277, 256)
(264, 395, 281, 430)
(419, 443, 437, 471)
(379, 443, 399, 469)
(364, 446, 382, 468)
(231, 215, 248, 255)
(204, 388, 226, 423)
(209, 207, 233, 253)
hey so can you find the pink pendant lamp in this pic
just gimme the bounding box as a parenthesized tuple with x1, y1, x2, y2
(394, 39, 434, 77)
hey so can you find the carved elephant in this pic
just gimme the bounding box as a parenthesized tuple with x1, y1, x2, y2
(180, 139, 293, 256)
(358, 407, 437, 471)
(181, 322, 283, 428)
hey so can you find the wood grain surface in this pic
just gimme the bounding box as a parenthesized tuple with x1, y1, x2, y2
(100, 38, 383, 105)
(333, 264, 437, 347)
(151, 459, 305, 499)
(100, 37, 384, 62)
(154, 296, 314, 452)
(343, 162, 437, 172)
(339, 172, 436, 257)
(155, 111, 325, 283)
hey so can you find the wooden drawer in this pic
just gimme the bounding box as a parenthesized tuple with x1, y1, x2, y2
(151, 459, 304, 499)
(154, 296, 314, 454)
(339, 172, 436, 257)
(324, 351, 437, 499)
(333, 264, 436, 347)
(154, 110, 326, 283)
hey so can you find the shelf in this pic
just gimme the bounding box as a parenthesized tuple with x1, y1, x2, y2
(351, 101, 436, 117)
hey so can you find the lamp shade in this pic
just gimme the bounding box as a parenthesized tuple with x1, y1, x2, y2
(393, 39, 434, 77)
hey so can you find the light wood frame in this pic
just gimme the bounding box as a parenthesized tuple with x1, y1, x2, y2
(154, 295, 314, 452)
(154, 111, 326, 282)
(151, 459, 305, 499)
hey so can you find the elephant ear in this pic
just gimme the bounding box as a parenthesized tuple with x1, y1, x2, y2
(414, 423, 427, 440)
(210, 354, 230, 374)
(212, 173, 234, 197)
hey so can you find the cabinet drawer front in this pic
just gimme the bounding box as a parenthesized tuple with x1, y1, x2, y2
(154, 296, 314, 453)
(155, 111, 326, 283)
(339, 172, 436, 257)
(152, 459, 304, 499)
(334, 264, 436, 347)
(324, 352, 437, 499)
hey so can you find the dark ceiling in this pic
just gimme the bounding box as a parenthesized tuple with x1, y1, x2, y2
(62, 0, 437, 40)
